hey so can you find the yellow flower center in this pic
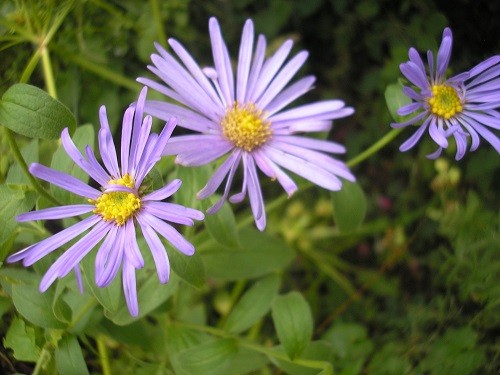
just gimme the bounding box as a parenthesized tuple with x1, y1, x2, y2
(91, 174, 141, 226)
(221, 103, 272, 152)
(428, 85, 463, 120)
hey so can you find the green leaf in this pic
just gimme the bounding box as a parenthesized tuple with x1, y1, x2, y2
(106, 272, 179, 326)
(0, 296, 12, 319)
(3, 317, 40, 362)
(0, 83, 76, 139)
(331, 180, 367, 233)
(272, 291, 313, 359)
(175, 338, 238, 375)
(0, 184, 36, 256)
(203, 228, 295, 281)
(202, 196, 239, 248)
(5, 139, 38, 184)
(169, 246, 206, 289)
(55, 334, 90, 375)
(50, 124, 94, 205)
(225, 274, 281, 333)
(270, 341, 334, 375)
(12, 283, 66, 329)
(384, 82, 413, 123)
(174, 164, 212, 210)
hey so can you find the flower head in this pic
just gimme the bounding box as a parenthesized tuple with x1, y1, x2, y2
(7, 87, 204, 317)
(393, 27, 500, 160)
(138, 17, 355, 230)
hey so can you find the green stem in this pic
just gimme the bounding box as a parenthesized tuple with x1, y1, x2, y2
(40, 46, 58, 98)
(97, 335, 112, 375)
(149, 0, 168, 47)
(346, 128, 403, 168)
(5, 128, 62, 206)
(32, 342, 51, 375)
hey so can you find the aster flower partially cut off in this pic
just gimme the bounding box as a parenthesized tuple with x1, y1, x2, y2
(138, 17, 355, 230)
(7, 87, 204, 317)
(393, 27, 500, 160)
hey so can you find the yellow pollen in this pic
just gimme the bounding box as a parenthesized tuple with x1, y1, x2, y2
(428, 85, 463, 120)
(90, 173, 141, 226)
(221, 102, 272, 151)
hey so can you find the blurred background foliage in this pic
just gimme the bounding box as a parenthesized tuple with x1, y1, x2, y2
(1, 0, 499, 374)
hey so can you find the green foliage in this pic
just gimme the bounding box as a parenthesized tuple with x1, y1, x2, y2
(0, 84, 76, 139)
(1, 0, 499, 374)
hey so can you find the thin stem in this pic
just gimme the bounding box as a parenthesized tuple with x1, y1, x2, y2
(346, 128, 403, 168)
(32, 342, 51, 375)
(97, 335, 112, 375)
(40, 46, 58, 98)
(5, 128, 62, 206)
(149, 0, 168, 47)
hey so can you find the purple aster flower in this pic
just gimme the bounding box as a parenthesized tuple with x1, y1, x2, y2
(137, 17, 355, 231)
(7, 87, 204, 317)
(392, 27, 500, 160)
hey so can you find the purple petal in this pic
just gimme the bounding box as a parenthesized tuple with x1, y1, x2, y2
(143, 179, 182, 201)
(98, 106, 120, 177)
(137, 215, 170, 283)
(209, 17, 234, 104)
(245, 35, 267, 103)
(144, 101, 217, 132)
(397, 102, 423, 116)
(197, 150, 241, 199)
(436, 34, 453, 80)
(265, 76, 316, 116)
(61, 128, 108, 186)
(17, 204, 94, 222)
(253, 149, 297, 197)
(236, 19, 254, 103)
(29, 163, 101, 199)
(273, 135, 346, 154)
(256, 51, 309, 109)
(391, 111, 428, 128)
(7, 215, 100, 265)
(163, 134, 230, 156)
(96, 226, 124, 288)
(270, 100, 345, 122)
(120, 107, 135, 175)
(175, 142, 233, 167)
(122, 257, 139, 317)
(243, 154, 266, 230)
(39, 221, 111, 292)
(426, 146, 444, 159)
(399, 117, 432, 152)
(74, 266, 84, 293)
(123, 219, 144, 269)
(206, 151, 241, 215)
(400, 61, 430, 90)
(144, 201, 204, 225)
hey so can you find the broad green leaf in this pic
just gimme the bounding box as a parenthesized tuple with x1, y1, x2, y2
(203, 228, 295, 281)
(0, 83, 76, 139)
(202, 196, 239, 248)
(331, 180, 367, 232)
(55, 334, 90, 375)
(219, 347, 269, 375)
(0, 184, 36, 255)
(270, 341, 334, 375)
(169, 246, 206, 289)
(384, 82, 413, 123)
(0, 296, 12, 318)
(12, 283, 66, 329)
(5, 139, 38, 184)
(175, 338, 238, 375)
(272, 292, 313, 359)
(173, 164, 212, 210)
(225, 273, 281, 333)
(3, 317, 40, 362)
(106, 272, 179, 325)
(51, 124, 94, 205)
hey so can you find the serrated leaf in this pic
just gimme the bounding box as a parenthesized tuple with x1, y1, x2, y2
(12, 283, 67, 329)
(202, 196, 239, 248)
(55, 334, 90, 375)
(384, 82, 413, 123)
(0, 83, 76, 139)
(3, 317, 40, 362)
(203, 228, 295, 281)
(272, 292, 313, 359)
(175, 339, 238, 375)
(225, 274, 281, 333)
(331, 180, 367, 232)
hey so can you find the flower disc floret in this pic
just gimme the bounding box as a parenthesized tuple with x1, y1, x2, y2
(92, 174, 141, 226)
(428, 85, 463, 119)
(221, 103, 272, 151)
